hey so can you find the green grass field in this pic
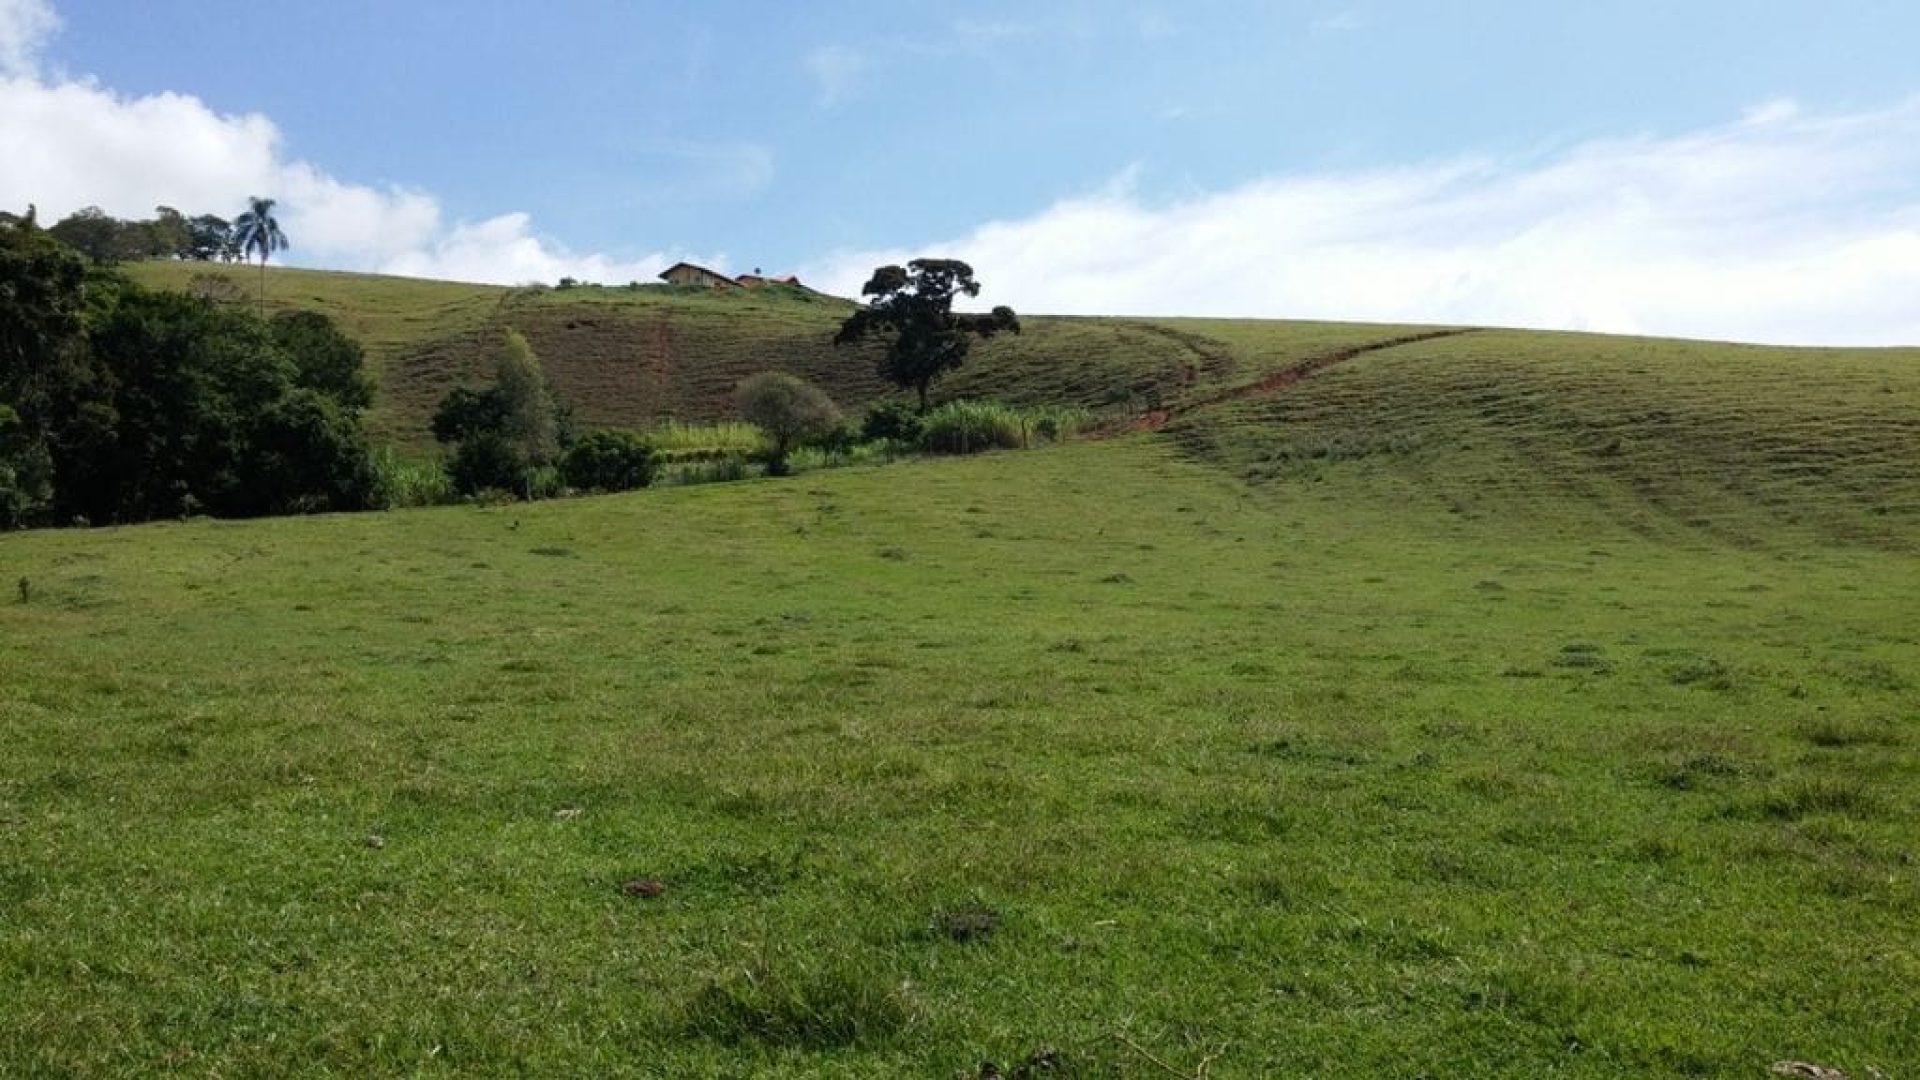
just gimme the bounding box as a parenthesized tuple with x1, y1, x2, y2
(8, 269, 1920, 1076)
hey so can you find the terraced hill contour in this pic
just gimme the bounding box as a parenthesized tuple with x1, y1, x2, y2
(125, 262, 1920, 547)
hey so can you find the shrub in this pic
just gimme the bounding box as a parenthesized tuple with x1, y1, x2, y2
(860, 401, 924, 444)
(812, 420, 859, 453)
(448, 432, 527, 497)
(737, 372, 841, 476)
(560, 429, 658, 492)
(431, 330, 561, 499)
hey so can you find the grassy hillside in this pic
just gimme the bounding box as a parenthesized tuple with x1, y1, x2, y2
(112, 261, 1920, 552)
(124, 260, 504, 379)
(119, 267, 1919, 549)
(33, 262, 1903, 1074)
(124, 262, 1436, 452)
(3, 438, 1915, 1077)
(1165, 330, 1920, 548)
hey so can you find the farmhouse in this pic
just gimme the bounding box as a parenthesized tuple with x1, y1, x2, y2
(658, 262, 737, 289)
(736, 271, 806, 289)
(659, 263, 810, 291)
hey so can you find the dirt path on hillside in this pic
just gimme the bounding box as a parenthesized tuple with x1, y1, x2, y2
(1100, 327, 1479, 435)
(1123, 322, 1242, 392)
(645, 318, 673, 382)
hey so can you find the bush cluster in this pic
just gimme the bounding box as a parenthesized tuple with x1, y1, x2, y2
(560, 429, 658, 492)
(2, 215, 379, 528)
(431, 330, 562, 498)
(859, 401, 923, 444)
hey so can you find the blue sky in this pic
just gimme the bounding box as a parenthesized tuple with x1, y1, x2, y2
(6, 0, 1920, 342)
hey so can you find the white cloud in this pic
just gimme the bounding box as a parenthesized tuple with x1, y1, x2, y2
(806, 99, 1920, 346)
(0, 0, 56, 76)
(378, 213, 679, 286)
(0, 5, 679, 286)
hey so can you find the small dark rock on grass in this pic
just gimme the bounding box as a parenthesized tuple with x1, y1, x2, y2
(971, 1047, 1062, 1078)
(935, 905, 1001, 943)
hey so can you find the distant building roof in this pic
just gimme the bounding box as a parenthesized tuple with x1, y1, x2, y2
(659, 262, 736, 287)
(659, 263, 807, 290)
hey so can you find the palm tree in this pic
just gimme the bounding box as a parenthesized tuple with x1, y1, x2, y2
(231, 196, 288, 315)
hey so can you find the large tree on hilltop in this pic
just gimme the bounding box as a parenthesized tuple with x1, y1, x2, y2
(232, 196, 289, 314)
(833, 258, 1019, 412)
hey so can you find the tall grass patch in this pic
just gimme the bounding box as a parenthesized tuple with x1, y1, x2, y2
(661, 454, 758, 486)
(648, 420, 768, 459)
(785, 440, 909, 474)
(917, 400, 1091, 455)
(371, 448, 456, 508)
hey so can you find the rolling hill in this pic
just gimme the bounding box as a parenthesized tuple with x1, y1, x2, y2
(2, 260, 1907, 1075)
(125, 260, 1920, 548)
(125, 262, 1434, 448)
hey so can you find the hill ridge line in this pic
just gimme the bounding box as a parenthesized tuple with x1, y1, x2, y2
(1109, 327, 1480, 435)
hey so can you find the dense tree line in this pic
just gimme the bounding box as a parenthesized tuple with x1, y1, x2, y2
(1, 210, 378, 528)
(33, 204, 241, 264)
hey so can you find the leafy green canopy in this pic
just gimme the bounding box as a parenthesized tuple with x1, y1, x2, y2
(736, 371, 842, 475)
(41, 205, 236, 263)
(271, 310, 374, 412)
(834, 258, 1019, 412)
(0, 211, 378, 527)
(559, 429, 658, 493)
(431, 329, 564, 497)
